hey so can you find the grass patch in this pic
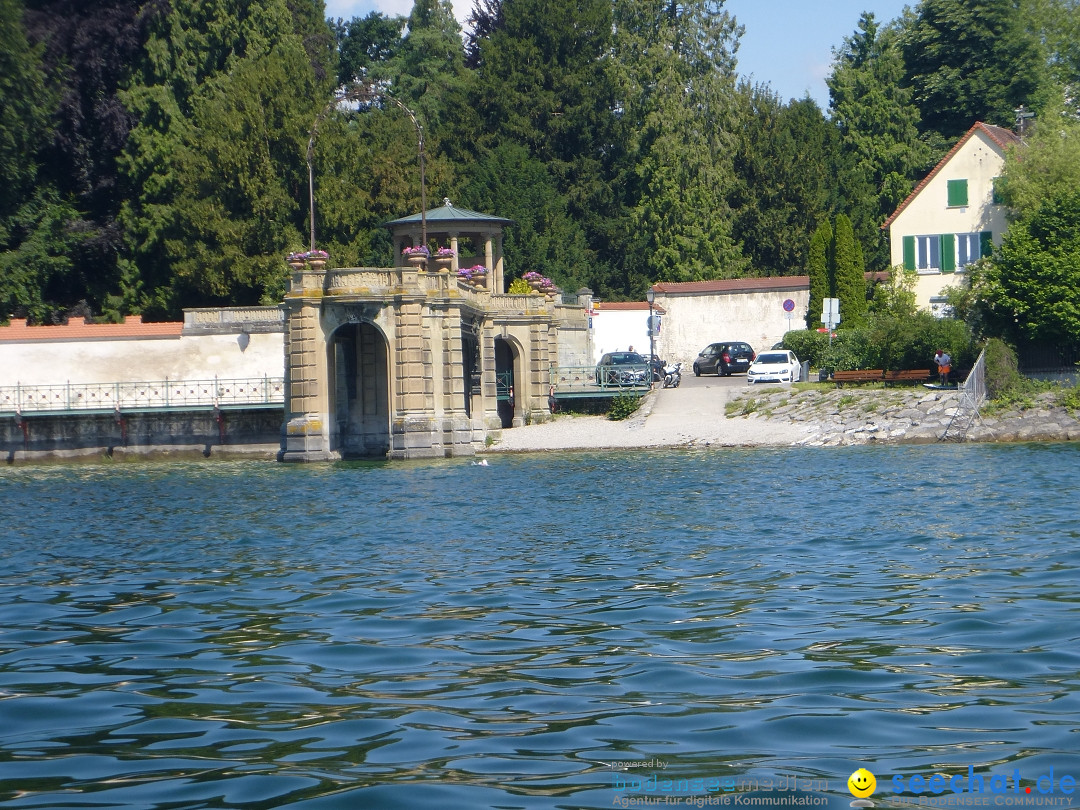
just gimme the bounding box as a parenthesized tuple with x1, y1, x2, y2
(1059, 385, 1080, 414)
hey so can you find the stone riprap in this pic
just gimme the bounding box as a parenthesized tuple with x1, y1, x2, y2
(726, 387, 1080, 446)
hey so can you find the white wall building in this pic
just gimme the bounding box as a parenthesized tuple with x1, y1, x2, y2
(882, 121, 1021, 315)
(650, 277, 811, 364)
(0, 309, 283, 387)
(589, 301, 666, 364)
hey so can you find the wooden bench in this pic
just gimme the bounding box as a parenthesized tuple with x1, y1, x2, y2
(832, 369, 883, 387)
(882, 369, 932, 385)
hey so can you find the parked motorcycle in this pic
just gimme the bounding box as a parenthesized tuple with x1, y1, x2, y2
(662, 362, 682, 388)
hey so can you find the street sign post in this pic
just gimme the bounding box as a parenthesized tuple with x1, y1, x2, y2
(821, 298, 840, 346)
(783, 298, 795, 334)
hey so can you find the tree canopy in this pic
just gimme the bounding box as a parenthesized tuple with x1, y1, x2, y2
(1, 0, 1078, 330)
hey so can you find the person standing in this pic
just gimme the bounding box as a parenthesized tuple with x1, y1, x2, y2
(935, 349, 952, 386)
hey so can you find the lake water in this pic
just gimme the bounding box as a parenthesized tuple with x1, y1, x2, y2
(1, 444, 1079, 809)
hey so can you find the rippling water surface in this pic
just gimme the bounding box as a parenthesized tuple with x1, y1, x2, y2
(1, 444, 1079, 809)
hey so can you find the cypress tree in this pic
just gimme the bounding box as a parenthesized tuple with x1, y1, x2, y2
(806, 220, 832, 328)
(833, 214, 867, 329)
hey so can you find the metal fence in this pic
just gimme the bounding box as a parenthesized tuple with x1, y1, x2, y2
(0, 376, 285, 415)
(940, 348, 985, 442)
(550, 364, 652, 397)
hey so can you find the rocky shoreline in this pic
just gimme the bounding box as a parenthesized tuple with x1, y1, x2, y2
(725, 386, 1080, 446)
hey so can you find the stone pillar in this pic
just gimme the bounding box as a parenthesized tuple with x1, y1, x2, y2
(526, 320, 553, 424)
(389, 299, 442, 458)
(478, 321, 500, 434)
(280, 300, 331, 461)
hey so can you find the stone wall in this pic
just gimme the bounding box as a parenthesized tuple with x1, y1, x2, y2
(1, 407, 282, 463)
(0, 310, 283, 387)
(653, 279, 811, 365)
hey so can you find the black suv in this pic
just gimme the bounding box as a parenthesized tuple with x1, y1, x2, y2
(692, 342, 756, 376)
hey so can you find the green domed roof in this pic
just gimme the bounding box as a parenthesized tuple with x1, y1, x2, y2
(385, 198, 514, 228)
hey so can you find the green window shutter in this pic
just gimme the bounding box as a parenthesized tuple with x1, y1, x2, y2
(947, 179, 969, 207)
(903, 236, 916, 271)
(980, 231, 993, 258)
(941, 234, 956, 273)
(992, 177, 1002, 204)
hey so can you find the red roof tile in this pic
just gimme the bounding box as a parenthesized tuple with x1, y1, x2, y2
(881, 121, 1022, 229)
(0, 316, 183, 342)
(594, 301, 666, 314)
(652, 276, 810, 294)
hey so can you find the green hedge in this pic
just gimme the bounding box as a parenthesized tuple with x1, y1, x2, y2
(781, 314, 974, 374)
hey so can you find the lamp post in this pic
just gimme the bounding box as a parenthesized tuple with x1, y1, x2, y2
(306, 83, 426, 252)
(646, 288, 656, 384)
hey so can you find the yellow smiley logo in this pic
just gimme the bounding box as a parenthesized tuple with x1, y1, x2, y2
(848, 768, 876, 798)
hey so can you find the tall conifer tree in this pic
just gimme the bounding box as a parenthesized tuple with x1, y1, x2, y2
(833, 213, 867, 329)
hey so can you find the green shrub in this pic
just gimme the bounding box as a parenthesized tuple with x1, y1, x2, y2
(784, 312, 975, 375)
(1060, 385, 1080, 414)
(508, 277, 531, 295)
(608, 393, 640, 420)
(781, 330, 831, 367)
(984, 338, 1023, 399)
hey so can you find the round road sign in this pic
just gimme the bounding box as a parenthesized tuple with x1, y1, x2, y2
(783, 298, 795, 312)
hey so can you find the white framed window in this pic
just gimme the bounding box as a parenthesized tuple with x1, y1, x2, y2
(929, 296, 954, 319)
(957, 233, 981, 270)
(916, 235, 940, 272)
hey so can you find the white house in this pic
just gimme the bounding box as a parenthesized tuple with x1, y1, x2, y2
(882, 121, 1022, 315)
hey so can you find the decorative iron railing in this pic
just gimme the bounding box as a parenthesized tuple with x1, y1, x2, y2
(550, 364, 652, 396)
(0, 376, 285, 414)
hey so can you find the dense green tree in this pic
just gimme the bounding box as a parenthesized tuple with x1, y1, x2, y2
(463, 0, 502, 69)
(391, 0, 469, 141)
(333, 12, 405, 84)
(806, 220, 832, 328)
(833, 213, 868, 329)
(470, 0, 620, 292)
(729, 85, 836, 276)
(0, 0, 55, 231)
(900, 0, 1051, 140)
(827, 12, 929, 268)
(996, 102, 1080, 215)
(1026, 0, 1080, 103)
(982, 189, 1080, 346)
(610, 0, 746, 292)
(164, 41, 324, 305)
(120, 0, 334, 315)
(460, 141, 591, 289)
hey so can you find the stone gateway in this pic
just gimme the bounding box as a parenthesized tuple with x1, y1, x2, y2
(280, 201, 591, 461)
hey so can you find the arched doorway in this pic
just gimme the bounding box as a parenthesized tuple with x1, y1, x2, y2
(494, 337, 518, 428)
(329, 322, 390, 457)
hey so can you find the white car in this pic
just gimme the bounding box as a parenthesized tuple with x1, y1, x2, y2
(747, 350, 802, 384)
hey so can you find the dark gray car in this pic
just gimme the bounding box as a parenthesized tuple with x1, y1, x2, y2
(596, 351, 650, 385)
(692, 342, 756, 376)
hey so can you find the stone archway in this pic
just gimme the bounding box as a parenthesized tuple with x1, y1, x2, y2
(494, 336, 519, 428)
(328, 321, 390, 457)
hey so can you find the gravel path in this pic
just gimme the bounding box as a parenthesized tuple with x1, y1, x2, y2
(483, 379, 812, 453)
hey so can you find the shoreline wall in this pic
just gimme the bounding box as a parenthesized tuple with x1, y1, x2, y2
(2, 408, 282, 463)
